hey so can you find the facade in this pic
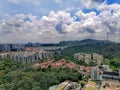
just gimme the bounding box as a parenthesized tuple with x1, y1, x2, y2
(92, 53, 103, 65)
(0, 44, 25, 52)
(90, 65, 120, 81)
(0, 47, 61, 64)
(91, 66, 99, 80)
(74, 53, 103, 65)
(13, 52, 39, 64)
(38, 50, 60, 60)
(0, 52, 11, 59)
(103, 71, 119, 81)
(74, 53, 91, 64)
(102, 65, 112, 71)
(0, 52, 39, 64)
(0, 44, 11, 52)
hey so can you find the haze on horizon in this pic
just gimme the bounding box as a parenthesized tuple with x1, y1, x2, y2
(0, 0, 120, 43)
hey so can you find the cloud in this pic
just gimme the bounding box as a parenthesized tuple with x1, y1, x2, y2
(55, 22, 66, 34)
(0, 3, 120, 43)
(80, 0, 106, 8)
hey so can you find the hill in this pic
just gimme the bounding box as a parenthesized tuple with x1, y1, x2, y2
(60, 39, 120, 59)
(59, 39, 114, 46)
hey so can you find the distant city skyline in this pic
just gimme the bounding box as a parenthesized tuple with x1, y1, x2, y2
(0, 0, 120, 43)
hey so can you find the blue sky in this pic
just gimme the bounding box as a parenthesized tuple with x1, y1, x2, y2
(0, 0, 120, 43)
(107, 0, 120, 4)
(0, 0, 119, 16)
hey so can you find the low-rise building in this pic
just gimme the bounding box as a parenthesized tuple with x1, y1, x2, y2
(102, 65, 112, 72)
(84, 80, 98, 90)
(49, 81, 81, 90)
(39, 58, 78, 69)
(103, 71, 119, 81)
(102, 80, 120, 90)
(80, 66, 92, 77)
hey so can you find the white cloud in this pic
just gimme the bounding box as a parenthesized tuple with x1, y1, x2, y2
(79, 0, 106, 8)
(0, 3, 120, 43)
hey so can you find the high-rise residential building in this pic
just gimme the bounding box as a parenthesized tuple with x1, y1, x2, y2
(0, 47, 61, 64)
(91, 66, 99, 80)
(92, 53, 103, 65)
(0, 44, 11, 52)
(74, 53, 91, 64)
(0, 44, 25, 52)
(74, 53, 103, 65)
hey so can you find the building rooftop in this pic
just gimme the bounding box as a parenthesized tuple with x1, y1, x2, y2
(103, 71, 119, 76)
(102, 80, 120, 90)
(54, 81, 71, 90)
(84, 86, 95, 90)
(39, 58, 78, 69)
(84, 80, 97, 90)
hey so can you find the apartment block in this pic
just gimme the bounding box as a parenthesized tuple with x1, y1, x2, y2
(0, 47, 61, 64)
(74, 53, 103, 65)
(91, 66, 99, 80)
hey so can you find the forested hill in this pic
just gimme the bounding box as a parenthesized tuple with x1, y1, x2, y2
(59, 39, 115, 46)
(60, 39, 120, 59)
(25, 39, 116, 47)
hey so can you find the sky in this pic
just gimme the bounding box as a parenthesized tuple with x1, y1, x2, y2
(0, 0, 120, 43)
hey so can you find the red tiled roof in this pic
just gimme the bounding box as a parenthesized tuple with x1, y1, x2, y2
(38, 58, 79, 69)
(25, 47, 38, 52)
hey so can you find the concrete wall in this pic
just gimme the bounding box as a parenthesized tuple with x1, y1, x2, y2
(74, 53, 103, 65)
